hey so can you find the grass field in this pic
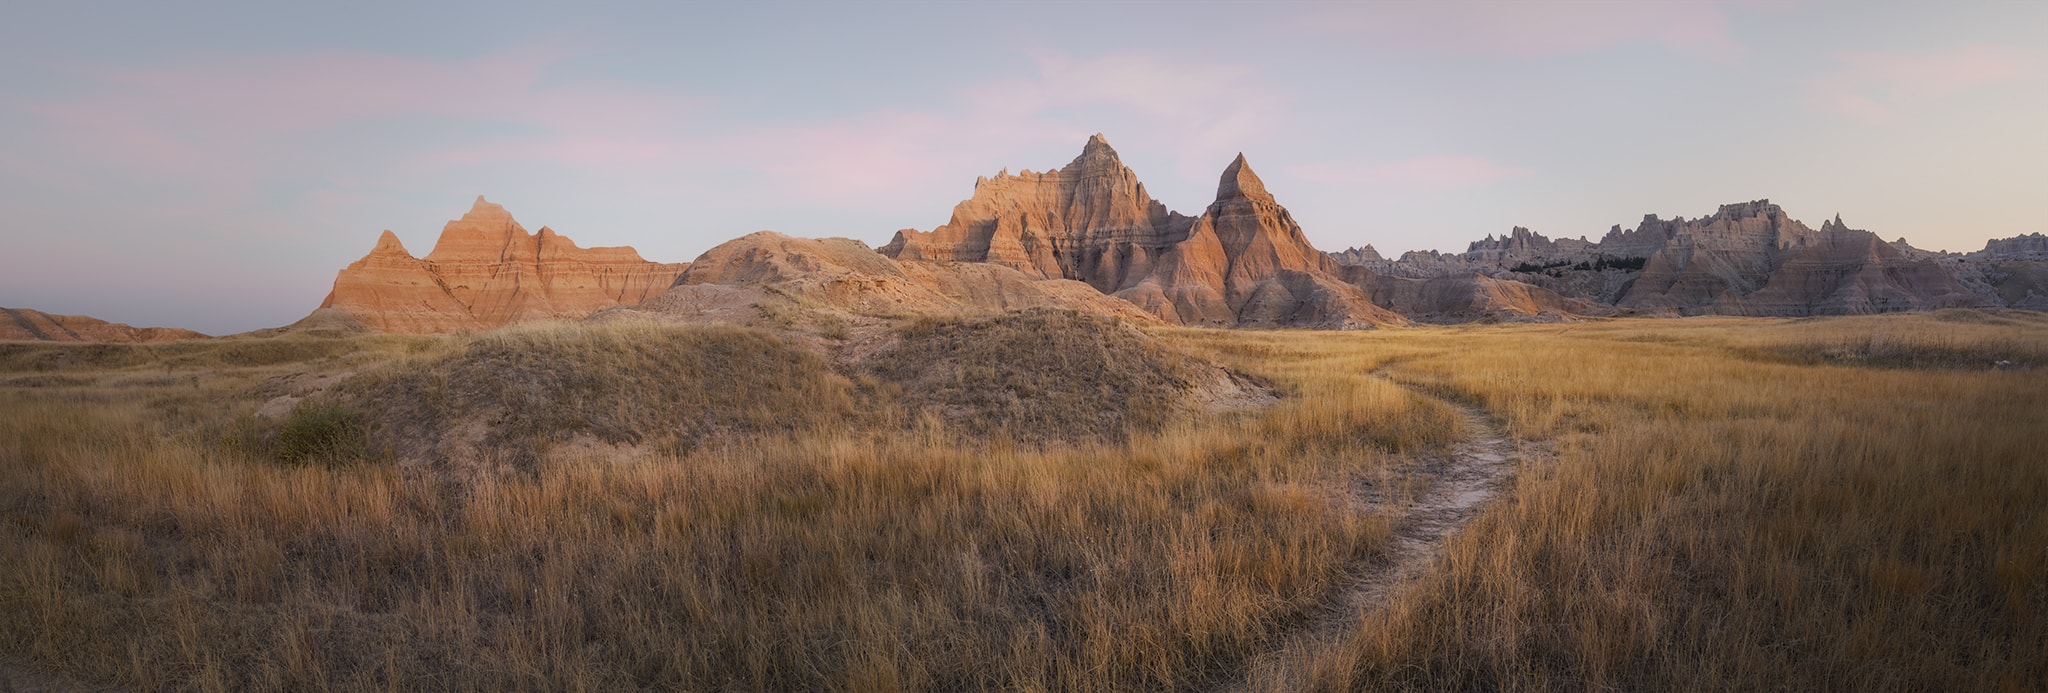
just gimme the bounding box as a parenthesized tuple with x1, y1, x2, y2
(2, 310, 2044, 690)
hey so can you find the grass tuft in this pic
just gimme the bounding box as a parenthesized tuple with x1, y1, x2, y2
(272, 399, 365, 466)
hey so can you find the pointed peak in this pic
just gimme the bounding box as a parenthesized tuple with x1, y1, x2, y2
(447, 196, 523, 237)
(1217, 153, 1270, 202)
(371, 229, 409, 255)
(454, 196, 517, 229)
(1067, 132, 1123, 171)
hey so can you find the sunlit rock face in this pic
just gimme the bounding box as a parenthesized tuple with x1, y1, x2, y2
(883, 134, 1194, 289)
(316, 197, 688, 333)
(884, 136, 1404, 327)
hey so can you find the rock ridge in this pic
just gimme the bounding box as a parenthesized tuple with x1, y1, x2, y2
(315, 197, 688, 333)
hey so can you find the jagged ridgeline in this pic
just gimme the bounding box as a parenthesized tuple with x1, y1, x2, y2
(1334, 201, 2046, 316)
(286, 135, 2048, 337)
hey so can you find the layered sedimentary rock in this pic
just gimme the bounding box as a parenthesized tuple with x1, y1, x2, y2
(883, 136, 1402, 327)
(1464, 226, 1593, 265)
(1339, 199, 2026, 316)
(0, 307, 206, 342)
(1728, 216, 1990, 316)
(1336, 270, 1608, 323)
(1619, 201, 1829, 312)
(882, 134, 1192, 289)
(1329, 245, 1386, 265)
(639, 231, 1158, 324)
(1111, 155, 1402, 326)
(1955, 233, 2048, 309)
(1982, 232, 2048, 261)
(1616, 204, 1999, 315)
(316, 197, 688, 333)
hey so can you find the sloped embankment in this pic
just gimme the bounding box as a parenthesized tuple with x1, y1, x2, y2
(333, 322, 863, 468)
(867, 309, 1271, 442)
(319, 310, 1269, 467)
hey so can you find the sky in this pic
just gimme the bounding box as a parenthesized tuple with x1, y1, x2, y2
(2, 1, 2044, 334)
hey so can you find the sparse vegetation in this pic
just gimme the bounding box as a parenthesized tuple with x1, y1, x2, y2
(1511, 255, 1645, 277)
(872, 309, 1216, 442)
(333, 321, 869, 469)
(1297, 313, 2048, 691)
(0, 312, 2042, 691)
(272, 399, 365, 466)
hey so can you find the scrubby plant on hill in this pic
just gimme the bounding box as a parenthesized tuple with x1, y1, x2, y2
(334, 321, 865, 467)
(868, 309, 1215, 442)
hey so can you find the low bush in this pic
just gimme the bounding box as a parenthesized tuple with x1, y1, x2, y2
(273, 399, 365, 466)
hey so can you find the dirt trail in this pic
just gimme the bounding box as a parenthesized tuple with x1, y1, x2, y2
(1210, 375, 1536, 693)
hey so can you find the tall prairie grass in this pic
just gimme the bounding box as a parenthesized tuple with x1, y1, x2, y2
(1, 311, 2041, 690)
(1304, 313, 2048, 691)
(0, 318, 1446, 690)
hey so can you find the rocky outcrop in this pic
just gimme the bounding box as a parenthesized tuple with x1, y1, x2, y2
(1464, 226, 1593, 265)
(1728, 216, 1991, 315)
(639, 231, 1159, 326)
(316, 197, 688, 333)
(882, 136, 1404, 327)
(1615, 206, 2000, 315)
(1353, 199, 2034, 316)
(1951, 233, 2048, 310)
(1328, 245, 1386, 265)
(1337, 270, 1608, 323)
(1618, 201, 1824, 312)
(1114, 155, 1401, 327)
(1982, 232, 2048, 261)
(0, 307, 206, 342)
(882, 134, 1193, 289)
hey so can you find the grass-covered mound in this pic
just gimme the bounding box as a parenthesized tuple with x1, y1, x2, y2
(1734, 309, 2048, 370)
(869, 309, 1238, 442)
(333, 322, 863, 468)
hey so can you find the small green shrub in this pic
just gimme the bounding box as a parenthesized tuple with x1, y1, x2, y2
(274, 399, 365, 465)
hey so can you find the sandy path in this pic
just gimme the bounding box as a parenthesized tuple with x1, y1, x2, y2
(1208, 376, 1534, 692)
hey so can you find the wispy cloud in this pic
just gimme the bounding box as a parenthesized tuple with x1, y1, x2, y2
(1295, 1, 1752, 60)
(21, 46, 702, 185)
(1289, 155, 1530, 193)
(17, 45, 1280, 222)
(1805, 45, 2035, 124)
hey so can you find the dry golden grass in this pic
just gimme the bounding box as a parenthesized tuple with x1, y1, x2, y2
(0, 318, 1445, 691)
(1301, 313, 2048, 691)
(0, 310, 2041, 691)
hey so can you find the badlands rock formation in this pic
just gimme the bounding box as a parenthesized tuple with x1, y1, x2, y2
(883, 135, 1409, 327)
(1701, 215, 1988, 316)
(1982, 232, 2048, 260)
(1955, 233, 2048, 310)
(1336, 199, 2030, 316)
(637, 231, 1157, 326)
(0, 307, 206, 342)
(317, 197, 687, 333)
(302, 151, 2039, 334)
